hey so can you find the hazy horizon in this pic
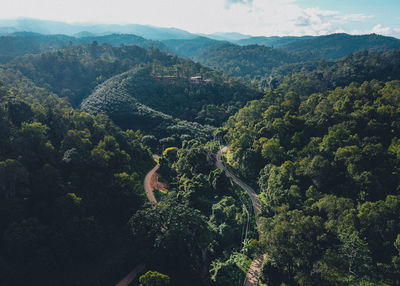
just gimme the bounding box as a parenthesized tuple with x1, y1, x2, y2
(1, 0, 399, 38)
(1, 17, 399, 40)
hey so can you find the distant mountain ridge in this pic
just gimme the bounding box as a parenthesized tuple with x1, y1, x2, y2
(162, 37, 223, 58)
(235, 35, 314, 46)
(0, 31, 167, 63)
(203, 32, 251, 41)
(161, 33, 400, 81)
(281, 33, 400, 59)
(0, 18, 197, 40)
(1, 19, 400, 83)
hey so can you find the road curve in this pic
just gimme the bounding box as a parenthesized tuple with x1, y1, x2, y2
(216, 146, 265, 286)
(216, 147, 261, 218)
(143, 155, 160, 203)
(115, 155, 161, 286)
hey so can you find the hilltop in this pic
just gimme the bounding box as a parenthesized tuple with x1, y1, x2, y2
(81, 62, 261, 141)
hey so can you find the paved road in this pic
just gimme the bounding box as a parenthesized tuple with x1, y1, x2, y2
(216, 147, 261, 217)
(216, 146, 265, 286)
(143, 155, 160, 203)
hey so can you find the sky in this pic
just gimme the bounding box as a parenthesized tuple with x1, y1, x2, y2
(1, 0, 399, 37)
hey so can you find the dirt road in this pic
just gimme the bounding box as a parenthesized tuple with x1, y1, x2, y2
(216, 146, 265, 286)
(115, 155, 161, 286)
(115, 264, 145, 286)
(143, 155, 160, 203)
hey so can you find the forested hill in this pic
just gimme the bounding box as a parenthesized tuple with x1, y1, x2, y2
(3, 32, 400, 85)
(0, 32, 73, 63)
(281, 33, 400, 59)
(7, 43, 172, 106)
(2, 23, 400, 286)
(0, 79, 156, 285)
(192, 43, 308, 80)
(162, 33, 400, 82)
(162, 36, 222, 59)
(0, 32, 166, 63)
(271, 49, 400, 93)
(81, 62, 261, 142)
(235, 35, 313, 47)
(81, 67, 216, 143)
(0, 42, 261, 286)
(221, 48, 400, 181)
(218, 49, 400, 285)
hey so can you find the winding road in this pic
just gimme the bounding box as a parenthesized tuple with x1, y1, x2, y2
(114, 155, 160, 286)
(216, 146, 266, 286)
(143, 155, 160, 203)
(117, 149, 264, 286)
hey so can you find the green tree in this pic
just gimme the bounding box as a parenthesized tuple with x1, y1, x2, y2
(339, 231, 372, 283)
(129, 196, 211, 283)
(139, 271, 170, 286)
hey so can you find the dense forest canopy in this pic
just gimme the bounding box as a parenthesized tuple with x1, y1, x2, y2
(8, 43, 164, 106)
(281, 33, 400, 59)
(163, 33, 400, 83)
(0, 80, 155, 285)
(81, 62, 261, 139)
(0, 40, 260, 285)
(4, 41, 262, 144)
(220, 53, 400, 284)
(0, 32, 166, 63)
(2, 31, 400, 86)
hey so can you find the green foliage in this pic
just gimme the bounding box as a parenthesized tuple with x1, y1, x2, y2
(224, 75, 400, 283)
(4, 29, 400, 286)
(139, 271, 170, 286)
(338, 231, 372, 282)
(0, 86, 153, 286)
(271, 49, 400, 95)
(260, 258, 289, 286)
(150, 139, 252, 284)
(168, 35, 400, 86)
(0, 32, 166, 63)
(129, 196, 211, 285)
(281, 33, 400, 60)
(193, 43, 306, 81)
(80, 61, 261, 145)
(210, 253, 248, 285)
(8, 43, 160, 106)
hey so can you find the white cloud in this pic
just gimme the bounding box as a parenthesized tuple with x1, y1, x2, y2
(371, 24, 400, 38)
(0, 0, 385, 36)
(224, 0, 253, 8)
(340, 13, 373, 22)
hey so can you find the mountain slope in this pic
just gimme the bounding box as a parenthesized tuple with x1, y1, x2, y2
(0, 32, 166, 63)
(218, 49, 400, 285)
(81, 68, 215, 141)
(271, 49, 400, 94)
(236, 35, 313, 47)
(7, 43, 169, 105)
(81, 63, 261, 140)
(281, 33, 400, 59)
(162, 36, 222, 58)
(193, 42, 308, 79)
(0, 78, 155, 286)
(0, 32, 74, 63)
